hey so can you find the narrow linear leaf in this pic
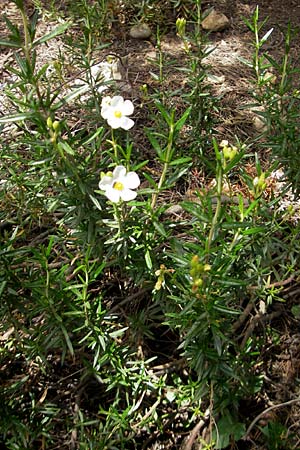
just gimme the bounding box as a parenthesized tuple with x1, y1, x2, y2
(0, 40, 21, 48)
(261, 28, 273, 44)
(57, 141, 75, 155)
(153, 220, 167, 237)
(0, 112, 33, 123)
(53, 84, 90, 109)
(145, 250, 153, 270)
(174, 106, 191, 132)
(170, 156, 192, 166)
(32, 22, 71, 46)
(61, 325, 74, 357)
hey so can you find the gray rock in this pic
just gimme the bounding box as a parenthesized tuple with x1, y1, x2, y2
(129, 23, 152, 40)
(201, 9, 230, 32)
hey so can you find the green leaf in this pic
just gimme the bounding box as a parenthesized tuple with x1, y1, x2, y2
(53, 84, 89, 109)
(242, 226, 266, 235)
(131, 159, 149, 171)
(0, 281, 7, 298)
(147, 131, 162, 154)
(3, 14, 21, 37)
(61, 324, 74, 357)
(32, 22, 71, 47)
(291, 305, 300, 319)
(109, 327, 128, 338)
(145, 249, 153, 270)
(82, 127, 104, 145)
(243, 17, 254, 32)
(181, 201, 210, 222)
(237, 56, 252, 67)
(142, 171, 157, 188)
(155, 101, 171, 125)
(260, 28, 273, 45)
(213, 416, 246, 449)
(153, 220, 167, 237)
(169, 156, 192, 166)
(28, 10, 39, 41)
(174, 106, 191, 132)
(12, 0, 25, 9)
(0, 112, 33, 123)
(0, 40, 21, 48)
(57, 141, 75, 155)
(89, 193, 102, 211)
(243, 199, 260, 217)
(167, 163, 191, 185)
(213, 304, 240, 315)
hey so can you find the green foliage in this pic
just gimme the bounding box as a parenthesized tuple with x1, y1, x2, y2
(260, 421, 293, 450)
(244, 7, 300, 194)
(0, 2, 299, 449)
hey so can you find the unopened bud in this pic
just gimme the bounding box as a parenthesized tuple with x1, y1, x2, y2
(176, 17, 186, 37)
(47, 117, 53, 129)
(52, 121, 60, 131)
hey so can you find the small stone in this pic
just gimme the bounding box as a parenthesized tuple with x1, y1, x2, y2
(253, 115, 267, 133)
(163, 204, 184, 216)
(207, 74, 225, 84)
(201, 9, 230, 32)
(251, 105, 268, 133)
(129, 23, 152, 40)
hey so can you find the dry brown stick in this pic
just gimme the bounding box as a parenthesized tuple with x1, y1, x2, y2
(283, 287, 300, 299)
(247, 273, 297, 292)
(232, 299, 255, 333)
(233, 273, 298, 334)
(180, 408, 210, 450)
(108, 287, 151, 314)
(240, 310, 282, 349)
(243, 397, 300, 439)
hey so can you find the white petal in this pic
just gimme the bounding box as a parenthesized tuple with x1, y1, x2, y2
(113, 166, 126, 179)
(107, 116, 122, 129)
(101, 96, 112, 107)
(124, 172, 140, 189)
(101, 105, 113, 119)
(98, 85, 108, 94)
(90, 64, 101, 80)
(105, 187, 121, 203)
(120, 189, 137, 201)
(121, 100, 134, 116)
(99, 175, 113, 190)
(120, 117, 135, 130)
(110, 95, 124, 108)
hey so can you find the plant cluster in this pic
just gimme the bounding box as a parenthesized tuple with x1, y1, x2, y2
(0, 1, 299, 449)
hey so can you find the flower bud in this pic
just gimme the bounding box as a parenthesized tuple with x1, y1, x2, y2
(176, 17, 186, 37)
(52, 121, 60, 131)
(47, 117, 53, 129)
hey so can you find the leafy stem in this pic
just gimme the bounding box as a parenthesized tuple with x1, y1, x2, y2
(19, 4, 31, 66)
(151, 112, 175, 210)
(206, 142, 223, 257)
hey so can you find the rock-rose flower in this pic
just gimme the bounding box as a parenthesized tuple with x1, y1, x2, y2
(101, 96, 134, 130)
(99, 165, 140, 203)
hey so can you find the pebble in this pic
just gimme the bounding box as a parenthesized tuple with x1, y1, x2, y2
(129, 23, 152, 40)
(201, 9, 230, 32)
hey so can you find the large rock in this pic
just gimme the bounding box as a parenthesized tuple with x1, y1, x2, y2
(201, 9, 230, 32)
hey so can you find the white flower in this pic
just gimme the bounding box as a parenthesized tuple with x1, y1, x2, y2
(99, 165, 140, 202)
(101, 95, 134, 130)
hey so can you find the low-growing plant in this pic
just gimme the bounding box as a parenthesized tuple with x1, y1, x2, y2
(244, 6, 300, 194)
(1, 1, 300, 449)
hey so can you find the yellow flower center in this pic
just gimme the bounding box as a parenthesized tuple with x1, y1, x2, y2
(114, 110, 122, 118)
(113, 181, 124, 191)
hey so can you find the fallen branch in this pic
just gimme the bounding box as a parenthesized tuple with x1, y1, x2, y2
(180, 408, 210, 450)
(243, 397, 300, 439)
